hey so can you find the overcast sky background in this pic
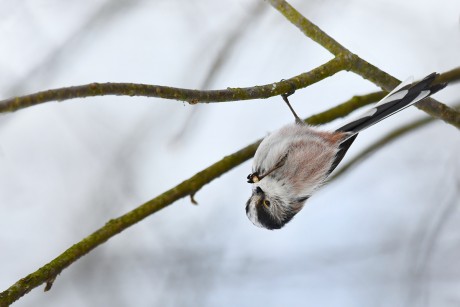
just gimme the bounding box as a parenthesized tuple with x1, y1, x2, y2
(0, 0, 459, 306)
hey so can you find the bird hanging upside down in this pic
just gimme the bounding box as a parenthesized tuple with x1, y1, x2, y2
(246, 73, 447, 230)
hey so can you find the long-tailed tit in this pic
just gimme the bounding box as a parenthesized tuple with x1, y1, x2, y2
(246, 73, 447, 230)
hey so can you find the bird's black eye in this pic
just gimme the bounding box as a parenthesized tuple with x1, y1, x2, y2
(256, 186, 263, 194)
(263, 200, 270, 208)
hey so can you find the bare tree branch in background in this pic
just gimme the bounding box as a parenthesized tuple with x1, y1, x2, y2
(170, 1, 267, 144)
(406, 174, 460, 306)
(0, 0, 144, 135)
(5, 0, 144, 98)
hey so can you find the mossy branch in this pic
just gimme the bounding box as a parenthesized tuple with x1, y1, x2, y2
(0, 90, 384, 307)
(267, 0, 460, 129)
(0, 57, 347, 113)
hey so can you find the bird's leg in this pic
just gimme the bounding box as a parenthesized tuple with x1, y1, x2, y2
(281, 82, 303, 124)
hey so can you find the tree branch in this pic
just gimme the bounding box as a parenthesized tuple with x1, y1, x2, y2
(306, 91, 386, 124)
(266, 0, 348, 56)
(331, 102, 460, 180)
(266, 0, 460, 129)
(0, 90, 386, 307)
(0, 56, 347, 113)
(1, 1, 460, 128)
(347, 57, 460, 128)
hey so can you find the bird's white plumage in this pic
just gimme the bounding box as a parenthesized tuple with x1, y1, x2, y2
(378, 89, 409, 104)
(246, 123, 345, 229)
(253, 124, 342, 200)
(413, 90, 430, 103)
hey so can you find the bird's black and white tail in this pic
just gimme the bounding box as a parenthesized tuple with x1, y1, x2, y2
(337, 72, 447, 134)
(327, 72, 447, 175)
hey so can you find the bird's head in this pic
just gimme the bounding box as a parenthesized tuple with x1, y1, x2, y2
(245, 181, 308, 230)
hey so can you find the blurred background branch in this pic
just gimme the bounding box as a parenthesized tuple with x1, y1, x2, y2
(170, 1, 267, 144)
